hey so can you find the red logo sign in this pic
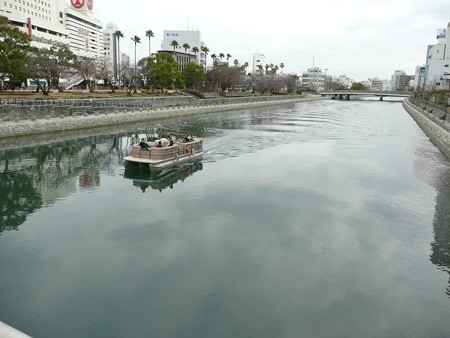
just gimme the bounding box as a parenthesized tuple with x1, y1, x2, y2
(71, 0, 84, 9)
(87, 0, 93, 10)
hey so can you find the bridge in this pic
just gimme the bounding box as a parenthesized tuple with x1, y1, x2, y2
(320, 91, 410, 101)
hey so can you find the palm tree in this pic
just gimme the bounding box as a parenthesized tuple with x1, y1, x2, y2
(211, 53, 217, 66)
(145, 30, 154, 56)
(115, 30, 124, 84)
(265, 64, 269, 75)
(233, 59, 239, 67)
(219, 53, 225, 63)
(170, 40, 179, 52)
(192, 46, 199, 55)
(182, 43, 190, 54)
(201, 46, 209, 84)
(280, 62, 285, 74)
(227, 54, 232, 64)
(273, 65, 279, 75)
(258, 64, 264, 75)
(131, 35, 141, 83)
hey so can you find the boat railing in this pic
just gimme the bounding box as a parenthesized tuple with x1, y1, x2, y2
(131, 139, 203, 161)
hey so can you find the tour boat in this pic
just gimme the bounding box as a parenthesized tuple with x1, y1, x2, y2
(124, 137, 203, 172)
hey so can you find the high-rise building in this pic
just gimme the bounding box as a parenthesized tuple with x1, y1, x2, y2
(424, 22, 450, 89)
(1, 0, 69, 48)
(414, 66, 426, 90)
(391, 70, 412, 91)
(65, 0, 103, 60)
(161, 30, 204, 65)
(252, 53, 265, 74)
(103, 22, 119, 79)
(1, 0, 103, 60)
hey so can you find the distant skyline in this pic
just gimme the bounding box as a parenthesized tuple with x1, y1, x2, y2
(92, 0, 450, 81)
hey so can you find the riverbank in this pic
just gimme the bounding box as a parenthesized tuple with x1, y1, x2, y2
(0, 95, 322, 139)
(403, 98, 450, 160)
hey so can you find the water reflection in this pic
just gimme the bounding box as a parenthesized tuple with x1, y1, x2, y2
(123, 162, 203, 193)
(430, 163, 450, 296)
(0, 134, 128, 234)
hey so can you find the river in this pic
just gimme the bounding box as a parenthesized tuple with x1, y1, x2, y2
(1, 98, 450, 337)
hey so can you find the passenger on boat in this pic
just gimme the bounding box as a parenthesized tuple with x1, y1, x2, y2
(139, 138, 149, 149)
(156, 141, 163, 148)
(183, 135, 190, 142)
(167, 140, 174, 147)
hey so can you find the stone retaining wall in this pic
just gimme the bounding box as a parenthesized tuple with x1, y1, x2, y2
(403, 99, 450, 160)
(0, 95, 310, 120)
(0, 96, 321, 139)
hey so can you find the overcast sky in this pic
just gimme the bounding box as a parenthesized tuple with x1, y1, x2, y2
(92, 0, 449, 81)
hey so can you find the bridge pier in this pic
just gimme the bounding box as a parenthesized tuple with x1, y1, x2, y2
(379, 96, 383, 101)
(346, 95, 350, 100)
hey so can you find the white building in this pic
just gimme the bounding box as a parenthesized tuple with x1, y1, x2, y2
(103, 22, 119, 79)
(1, 0, 103, 60)
(414, 65, 426, 90)
(302, 67, 325, 91)
(1, 0, 69, 48)
(424, 22, 450, 89)
(391, 70, 413, 91)
(161, 30, 204, 65)
(252, 52, 265, 75)
(65, 0, 103, 60)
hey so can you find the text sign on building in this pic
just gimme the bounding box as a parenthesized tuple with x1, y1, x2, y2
(437, 29, 447, 39)
(27, 18, 32, 37)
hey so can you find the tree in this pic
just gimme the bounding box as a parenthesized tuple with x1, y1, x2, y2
(131, 35, 141, 91)
(25, 47, 47, 93)
(97, 56, 117, 92)
(0, 16, 32, 92)
(170, 40, 179, 52)
(182, 62, 204, 89)
(280, 62, 285, 74)
(351, 82, 366, 90)
(75, 58, 99, 92)
(148, 52, 180, 92)
(115, 30, 124, 83)
(47, 44, 77, 92)
(201, 46, 209, 68)
(182, 43, 190, 54)
(211, 54, 217, 67)
(243, 62, 249, 74)
(219, 53, 225, 62)
(192, 47, 199, 55)
(145, 30, 154, 56)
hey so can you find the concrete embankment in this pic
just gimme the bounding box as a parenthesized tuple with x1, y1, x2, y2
(403, 99, 450, 160)
(0, 95, 321, 139)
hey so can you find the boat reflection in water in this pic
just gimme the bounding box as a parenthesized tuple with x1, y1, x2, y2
(123, 162, 203, 193)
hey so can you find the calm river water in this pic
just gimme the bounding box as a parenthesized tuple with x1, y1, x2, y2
(1, 98, 450, 338)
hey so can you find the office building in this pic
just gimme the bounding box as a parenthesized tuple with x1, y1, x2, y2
(1, 0, 103, 60)
(424, 22, 450, 89)
(252, 53, 265, 74)
(161, 30, 205, 65)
